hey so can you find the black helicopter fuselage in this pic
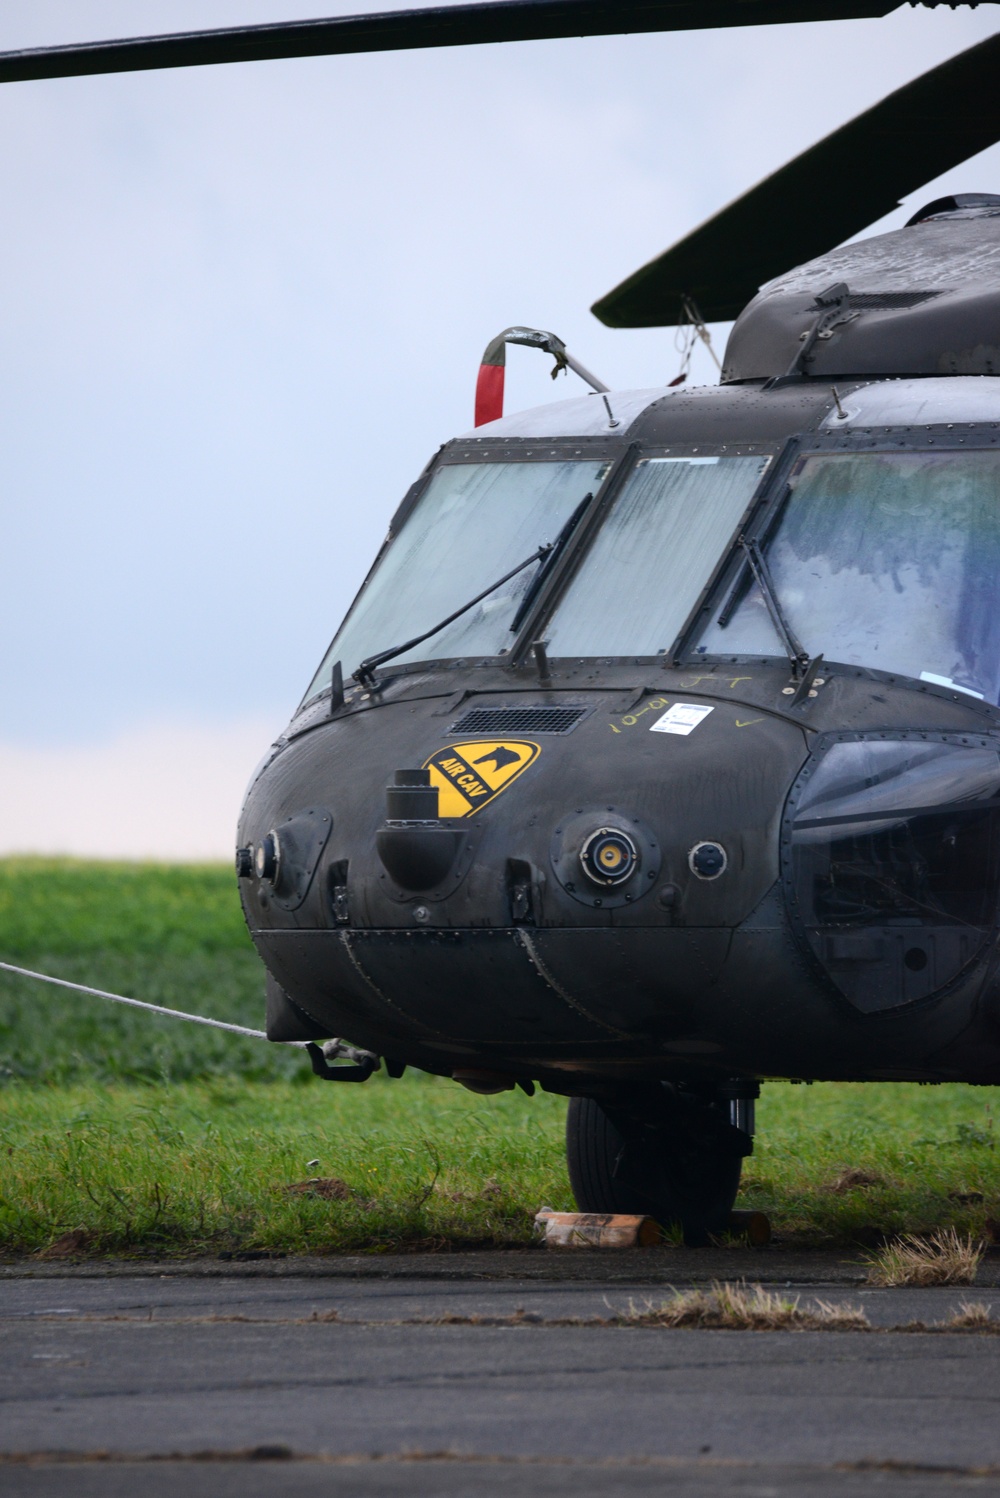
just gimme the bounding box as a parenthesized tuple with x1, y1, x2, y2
(238, 398, 1000, 1089)
(238, 209, 1000, 1094)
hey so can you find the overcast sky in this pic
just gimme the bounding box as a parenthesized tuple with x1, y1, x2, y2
(2, 0, 998, 857)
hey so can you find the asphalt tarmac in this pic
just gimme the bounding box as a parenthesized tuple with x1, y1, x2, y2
(2, 1266, 1000, 1496)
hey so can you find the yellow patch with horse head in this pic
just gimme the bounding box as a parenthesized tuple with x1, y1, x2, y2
(423, 740, 540, 818)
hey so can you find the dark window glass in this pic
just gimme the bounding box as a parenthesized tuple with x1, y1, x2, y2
(700, 450, 1000, 701)
(787, 738, 1000, 1012)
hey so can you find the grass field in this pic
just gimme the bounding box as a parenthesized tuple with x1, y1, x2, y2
(0, 858, 294, 1084)
(1, 857, 998, 1257)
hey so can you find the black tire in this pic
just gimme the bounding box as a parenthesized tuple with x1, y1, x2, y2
(566, 1094, 649, 1217)
(566, 1089, 744, 1242)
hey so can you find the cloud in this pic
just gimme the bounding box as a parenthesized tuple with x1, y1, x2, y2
(0, 719, 277, 859)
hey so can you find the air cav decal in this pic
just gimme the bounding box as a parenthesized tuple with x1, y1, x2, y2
(423, 740, 540, 818)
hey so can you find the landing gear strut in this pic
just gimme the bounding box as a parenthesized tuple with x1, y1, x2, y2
(566, 1080, 757, 1245)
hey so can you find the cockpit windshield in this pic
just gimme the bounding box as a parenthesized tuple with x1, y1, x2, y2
(304, 459, 609, 701)
(698, 449, 1000, 703)
(544, 455, 771, 657)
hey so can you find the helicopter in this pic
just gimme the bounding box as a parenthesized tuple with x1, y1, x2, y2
(10, 2, 1000, 1242)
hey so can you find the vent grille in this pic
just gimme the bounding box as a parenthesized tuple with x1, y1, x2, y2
(848, 291, 942, 310)
(450, 705, 587, 735)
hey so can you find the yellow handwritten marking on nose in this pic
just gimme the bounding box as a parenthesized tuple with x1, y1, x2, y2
(612, 697, 669, 733)
(735, 718, 764, 729)
(422, 739, 541, 818)
(679, 675, 754, 691)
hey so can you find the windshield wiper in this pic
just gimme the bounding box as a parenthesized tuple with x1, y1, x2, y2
(508, 491, 593, 635)
(735, 534, 824, 704)
(737, 535, 809, 674)
(353, 543, 552, 689)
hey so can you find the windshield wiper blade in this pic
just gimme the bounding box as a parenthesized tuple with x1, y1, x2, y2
(508, 491, 594, 636)
(353, 543, 551, 688)
(738, 535, 809, 674)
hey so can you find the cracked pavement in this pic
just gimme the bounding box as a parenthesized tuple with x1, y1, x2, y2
(2, 1266, 1000, 1495)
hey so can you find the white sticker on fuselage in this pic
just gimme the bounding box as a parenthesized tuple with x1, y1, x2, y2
(650, 703, 714, 736)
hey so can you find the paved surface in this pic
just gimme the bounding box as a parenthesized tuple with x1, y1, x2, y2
(2, 1269, 1000, 1496)
(0, 1271, 997, 1327)
(14, 1246, 996, 1285)
(4, 1246, 996, 1286)
(5, 1462, 1000, 1497)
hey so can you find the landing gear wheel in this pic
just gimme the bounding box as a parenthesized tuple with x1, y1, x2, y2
(566, 1085, 747, 1245)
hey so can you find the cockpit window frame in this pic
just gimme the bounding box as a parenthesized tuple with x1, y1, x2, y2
(437, 437, 626, 468)
(301, 422, 1000, 716)
(300, 436, 797, 711)
(516, 439, 781, 667)
(297, 437, 628, 710)
(676, 421, 1000, 676)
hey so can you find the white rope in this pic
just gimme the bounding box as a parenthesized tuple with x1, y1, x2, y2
(0, 960, 306, 1046)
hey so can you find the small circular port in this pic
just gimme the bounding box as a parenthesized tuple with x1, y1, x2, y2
(254, 831, 280, 884)
(580, 828, 639, 887)
(689, 841, 727, 880)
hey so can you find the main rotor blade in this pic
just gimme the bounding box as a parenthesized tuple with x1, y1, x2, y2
(592, 29, 1000, 327)
(0, 2, 913, 85)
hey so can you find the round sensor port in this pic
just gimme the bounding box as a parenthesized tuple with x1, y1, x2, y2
(580, 827, 640, 887)
(254, 830, 280, 884)
(688, 840, 727, 880)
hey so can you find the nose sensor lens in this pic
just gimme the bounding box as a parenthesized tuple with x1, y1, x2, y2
(580, 828, 639, 886)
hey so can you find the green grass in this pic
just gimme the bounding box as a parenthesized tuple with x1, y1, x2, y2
(0, 1078, 997, 1258)
(744, 1081, 999, 1249)
(0, 1077, 567, 1257)
(0, 857, 998, 1257)
(0, 857, 293, 1084)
